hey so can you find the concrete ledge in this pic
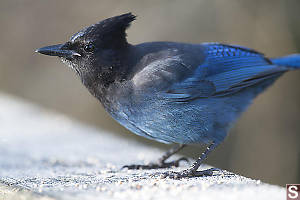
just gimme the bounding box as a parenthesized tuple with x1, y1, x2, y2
(0, 94, 284, 200)
(0, 185, 54, 200)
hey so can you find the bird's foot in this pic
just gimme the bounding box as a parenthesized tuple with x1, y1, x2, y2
(158, 167, 221, 179)
(122, 157, 189, 170)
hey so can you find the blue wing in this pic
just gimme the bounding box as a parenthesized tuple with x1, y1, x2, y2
(165, 43, 287, 101)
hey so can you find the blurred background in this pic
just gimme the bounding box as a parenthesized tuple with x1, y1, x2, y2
(0, 0, 299, 186)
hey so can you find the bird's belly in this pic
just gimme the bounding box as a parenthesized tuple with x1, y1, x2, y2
(109, 98, 228, 144)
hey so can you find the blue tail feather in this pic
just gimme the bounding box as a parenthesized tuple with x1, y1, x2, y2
(271, 54, 300, 69)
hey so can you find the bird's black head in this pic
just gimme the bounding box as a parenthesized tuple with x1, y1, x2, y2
(36, 13, 136, 88)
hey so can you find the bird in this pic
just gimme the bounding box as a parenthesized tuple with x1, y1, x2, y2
(36, 13, 300, 178)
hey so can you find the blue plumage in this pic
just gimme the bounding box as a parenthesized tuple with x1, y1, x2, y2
(271, 54, 300, 69)
(109, 42, 296, 145)
(167, 43, 287, 100)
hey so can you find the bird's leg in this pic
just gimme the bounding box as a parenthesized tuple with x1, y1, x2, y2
(160, 141, 220, 179)
(122, 144, 188, 169)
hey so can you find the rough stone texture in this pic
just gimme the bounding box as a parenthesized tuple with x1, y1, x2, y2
(0, 94, 285, 200)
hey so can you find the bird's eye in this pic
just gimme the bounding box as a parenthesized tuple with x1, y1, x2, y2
(84, 43, 95, 52)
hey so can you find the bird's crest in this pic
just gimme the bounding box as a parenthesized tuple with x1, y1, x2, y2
(70, 13, 136, 48)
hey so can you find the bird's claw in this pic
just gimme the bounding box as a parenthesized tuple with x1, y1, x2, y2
(122, 157, 189, 170)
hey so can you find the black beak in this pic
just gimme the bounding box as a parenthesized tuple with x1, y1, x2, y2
(35, 44, 81, 58)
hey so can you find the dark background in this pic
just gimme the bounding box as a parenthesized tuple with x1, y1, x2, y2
(0, 0, 299, 186)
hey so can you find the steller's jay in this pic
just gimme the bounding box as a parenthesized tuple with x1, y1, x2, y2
(36, 13, 300, 178)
